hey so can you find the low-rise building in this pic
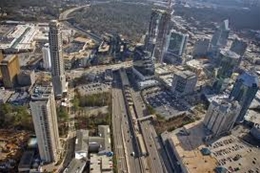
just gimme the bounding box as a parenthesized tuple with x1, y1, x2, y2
(63, 158, 86, 173)
(18, 151, 35, 172)
(89, 125, 111, 153)
(0, 54, 20, 88)
(17, 70, 35, 87)
(90, 154, 113, 173)
(0, 89, 14, 104)
(75, 130, 89, 160)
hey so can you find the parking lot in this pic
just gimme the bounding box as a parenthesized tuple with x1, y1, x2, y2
(77, 82, 111, 95)
(143, 87, 191, 119)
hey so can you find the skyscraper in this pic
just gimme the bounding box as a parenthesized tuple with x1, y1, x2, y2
(132, 45, 155, 81)
(0, 54, 20, 88)
(30, 84, 60, 163)
(49, 20, 66, 97)
(210, 19, 230, 52)
(217, 49, 240, 79)
(213, 49, 240, 93)
(203, 97, 241, 137)
(230, 38, 247, 65)
(148, 9, 170, 62)
(163, 30, 188, 64)
(193, 38, 210, 57)
(42, 43, 51, 70)
(230, 38, 247, 57)
(229, 71, 259, 122)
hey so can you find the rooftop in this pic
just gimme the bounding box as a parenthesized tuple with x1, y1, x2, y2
(1, 55, 17, 64)
(186, 59, 203, 69)
(31, 85, 53, 101)
(237, 71, 259, 87)
(210, 97, 240, 113)
(155, 64, 178, 76)
(18, 150, 35, 169)
(220, 49, 240, 60)
(175, 70, 197, 79)
(167, 121, 217, 173)
(90, 154, 113, 173)
(98, 125, 111, 152)
(162, 120, 260, 173)
(75, 130, 89, 153)
(244, 110, 260, 124)
(63, 158, 86, 173)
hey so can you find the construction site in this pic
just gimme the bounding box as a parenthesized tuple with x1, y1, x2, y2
(0, 129, 31, 171)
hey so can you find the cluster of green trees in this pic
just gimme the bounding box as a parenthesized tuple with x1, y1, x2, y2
(74, 111, 111, 132)
(57, 107, 69, 122)
(0, 0, 72, 21)
(76, 92, 112, 107)
(70, 2, 152, 42)
(0, 103, 33, 131)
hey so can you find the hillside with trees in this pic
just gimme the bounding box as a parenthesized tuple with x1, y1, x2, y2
(69, 2, 152, 42)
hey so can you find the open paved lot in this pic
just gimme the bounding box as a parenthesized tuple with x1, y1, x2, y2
(143, 87, 191, 119)
(77, 82, 111, 95)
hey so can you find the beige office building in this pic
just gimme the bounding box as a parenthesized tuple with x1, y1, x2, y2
(30, 85, 60, 163)
(0, 54, 20, 88)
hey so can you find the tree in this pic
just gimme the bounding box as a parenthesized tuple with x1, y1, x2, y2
(57, 107, 69, 122)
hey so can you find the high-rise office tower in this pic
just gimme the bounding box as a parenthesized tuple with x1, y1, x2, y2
(213, 49, 240, 93)
(203, 97, 241, 137)
(217, 49, 240, 79)
(49, 20, 66, 97)
(230, 38, 247, 65)
(0, 54, 20, 88)
(229, 71, 259, 122)
(163, 30, 188, 64)
(210, 19, 230, 52)
(132, 45, 155, 81)
(230, 38, 247, 57)
(42, 43, 52, 70)
(193, 38, 210, 57)
(30, 85, 60, 163)
(148, 9, 170, 62)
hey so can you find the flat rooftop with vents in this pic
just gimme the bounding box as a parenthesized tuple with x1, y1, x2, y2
(161, 121, 260, 173)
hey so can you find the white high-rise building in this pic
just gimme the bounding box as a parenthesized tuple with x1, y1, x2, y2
(49, 20, 66, 97)
(163, 30, 188, 64)
(42, 43, 51, 70)
(30, 85, 60, 163)
(210, 19, 230, 52)
(203, 97, 241, 137)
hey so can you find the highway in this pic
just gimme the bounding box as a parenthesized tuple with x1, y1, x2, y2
(66, 61, 132, 79)
(130, 91, 164, 173)
(112, 71, 142, 173)
(59, 4, 103, 43)
(112, 83, 128, 173)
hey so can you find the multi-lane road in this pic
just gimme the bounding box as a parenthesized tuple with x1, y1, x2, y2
(114, 69, 173, 173)
(130, 91, 166, 173)
(112, 71, 143, 173)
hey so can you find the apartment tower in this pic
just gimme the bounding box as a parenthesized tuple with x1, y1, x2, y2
(49, 20, 66, 97)
(30, 85, 60, 163)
